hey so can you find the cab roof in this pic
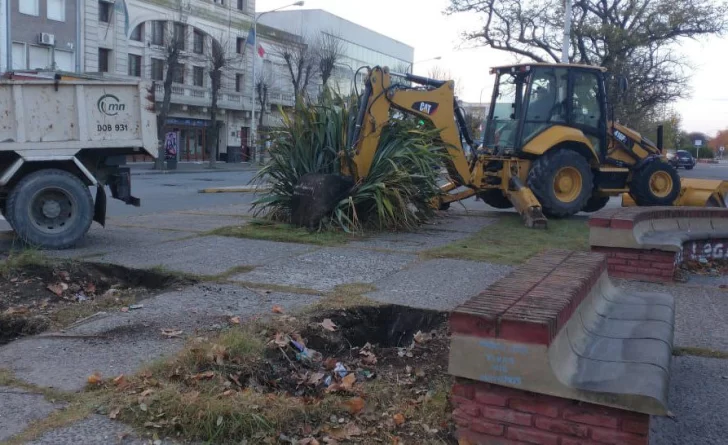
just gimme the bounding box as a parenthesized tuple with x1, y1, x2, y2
(490, 63, 608, 74)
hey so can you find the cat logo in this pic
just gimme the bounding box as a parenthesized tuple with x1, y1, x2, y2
(412, 101, 439, 116)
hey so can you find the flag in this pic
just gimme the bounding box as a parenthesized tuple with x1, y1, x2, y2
(246, 28, 266, 59)
(115, 0, 130, 35)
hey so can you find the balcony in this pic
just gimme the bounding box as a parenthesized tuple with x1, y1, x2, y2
(154, 83, 254, 110)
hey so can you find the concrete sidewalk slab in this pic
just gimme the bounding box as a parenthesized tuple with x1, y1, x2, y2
(366, 258, 512, 310)
(619, 280, 728, 352)
(347, 230, 468, 253)
(26, 415, 183, 445)
(650, 356, 728, 445)
(96, 236, 314, 276)
(109, 212, 246, 233)
(232, 247, 416, 292)
(423, 214, 498, 233)
(176, 203, 254, 217)
(0, 387, 63, 441)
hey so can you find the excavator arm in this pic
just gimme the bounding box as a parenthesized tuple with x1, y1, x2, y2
(345, 66, 472, 185)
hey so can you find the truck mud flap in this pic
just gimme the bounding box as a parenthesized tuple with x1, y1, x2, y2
(109, 167, 141, 207)
(94, 185, 107, 227)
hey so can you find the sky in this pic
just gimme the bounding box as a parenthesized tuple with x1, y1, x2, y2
(261, 0, 728, 136)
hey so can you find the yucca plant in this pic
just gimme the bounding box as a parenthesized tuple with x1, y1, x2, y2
(252, 91, 446, 232)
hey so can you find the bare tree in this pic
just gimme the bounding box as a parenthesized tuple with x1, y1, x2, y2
(316, 31, 344, 90)
(446, 0, 728, 125)
(205, 37, 238, 169)
(427, 65, 464, 96)
(278, 35, 318, 106)
(256, 67, 274, 131)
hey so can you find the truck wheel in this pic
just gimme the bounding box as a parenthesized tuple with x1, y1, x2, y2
(629, 161, 681, 206)
(5, 169, 93, 249)
(528, 150, 594, 218)
(478, 190, 514, 209)
(582, 195, 610, 213)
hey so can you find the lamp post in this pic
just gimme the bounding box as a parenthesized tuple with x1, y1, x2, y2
(251, 1, 304, 164)
(409, 56, 441, 73)
(334, 62, 355, 93)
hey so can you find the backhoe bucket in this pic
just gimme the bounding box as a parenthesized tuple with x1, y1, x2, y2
(505, 177, 548, 229)
(622, 178, 728, 208)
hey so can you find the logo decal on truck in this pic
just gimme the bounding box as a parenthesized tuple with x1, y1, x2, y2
(98, 94, 126, 116)
(412, 101, 439, 116)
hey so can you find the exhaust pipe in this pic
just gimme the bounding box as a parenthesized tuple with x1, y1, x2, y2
(657, 125, 664, 152)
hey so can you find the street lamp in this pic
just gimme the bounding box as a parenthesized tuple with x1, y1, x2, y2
(409, 56, 442, 73)
(251, 1, 304, 164)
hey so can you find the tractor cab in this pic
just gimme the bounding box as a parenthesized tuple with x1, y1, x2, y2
(483, 63, 608, 159)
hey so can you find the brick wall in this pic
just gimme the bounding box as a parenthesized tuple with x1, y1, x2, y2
(591, 247, 676, 282)
(452, 380, 650, 445)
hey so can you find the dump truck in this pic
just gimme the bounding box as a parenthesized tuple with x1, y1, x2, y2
(0, 77, 157, 249)
(334, 64, 727, 228)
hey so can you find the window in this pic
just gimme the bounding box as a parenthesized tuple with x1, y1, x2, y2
(130, 24, 144, 41)
(172, 63, 184, 84)
(193, 30, 204, 54)
(236, 37, 245, 54)
(193, 66, 204, 87)
(213, 0, 225, 5)
(19, 0, 39, 16)
(99, 1, 112, 23)
(236, 74, 244, 92)
(29, 46, 51, 69)
(128, 54, 142, 77)
(47, 0, 65, 21)
(571, 72, 602, 129)
(12, 43, 27, 69)
(152, 21, 165, 46)
(54, 50, 74, 71)
(98, 48, 111, 72)
(151, 58, 164, 81)
(237, 0, 245, 11)
(174, 23, 186, 50)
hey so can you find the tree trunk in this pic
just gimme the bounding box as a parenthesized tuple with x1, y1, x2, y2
(155, 59, 177, 170)
(208, 70, 221, 169)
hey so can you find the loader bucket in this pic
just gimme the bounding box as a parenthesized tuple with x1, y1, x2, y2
(622, 178, 728, 208)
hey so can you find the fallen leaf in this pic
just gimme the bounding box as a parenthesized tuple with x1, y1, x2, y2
(415, 368, 426, 378)
(413, 330, 431, 344)
(209, 344, 228, 365)
(84, 282, 97, 294)
(139, 403, 148, 412)
(222, 389, 235, 396)
(59, 271, 71, 281)
(217, 415, 223, 426)
(161, 329, 184, 338)
(113, 374, 126, 386)
(298, 439, 320, 445)
(87, 372, 103, 385)
(343, 397, 365, 414)
(143, 421, 162, 428)
(109, 408, 121, 419)
(327, 423, 362, 439)
(272, 305, 284, 314)
(308, 372, 326, 386)
(47, 283, 65, 297)
(230, 316, 241, 324)
(393, 413, 405, 426)
(320, 318, 337, 332)
(10, 277, 18, 283)
(340, 373, 356, 391)
(272, 332, 289, 348)
(323, 357, 338, 370)
(140, 389, 155, 398)
(120, 307, 129, 313)
(360, 350, 377, 365)
(192, 371, 215, 380)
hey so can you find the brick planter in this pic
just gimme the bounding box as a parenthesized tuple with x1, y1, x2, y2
(591, 247, 676, 282)
(452, 380, 650, 445)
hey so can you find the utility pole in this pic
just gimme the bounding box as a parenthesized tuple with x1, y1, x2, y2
(561, 0, 572, 63)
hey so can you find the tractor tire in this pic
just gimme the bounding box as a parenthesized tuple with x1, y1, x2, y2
(478, 189, 514, 209)
(582, 195, 610, 213)
(6, 169, 94, 249)
(527, 150, 594, 218)
(629, 161, 681, 206)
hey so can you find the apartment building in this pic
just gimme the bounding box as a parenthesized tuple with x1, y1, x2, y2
(1, 0, 81, 73)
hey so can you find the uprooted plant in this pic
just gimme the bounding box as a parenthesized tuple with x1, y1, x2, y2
(251, 92, 447, 232)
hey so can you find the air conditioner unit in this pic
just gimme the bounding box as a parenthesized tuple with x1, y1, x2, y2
(39, 33, 55, 46)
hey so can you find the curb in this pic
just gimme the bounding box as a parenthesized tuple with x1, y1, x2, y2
(132, 167, 258, 176)
(198, 185, 271, 193)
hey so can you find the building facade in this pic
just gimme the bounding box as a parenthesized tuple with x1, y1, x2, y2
(258, 9, 414, 95)
(2, 0, 81, 73)
(80, 0, 299, 162)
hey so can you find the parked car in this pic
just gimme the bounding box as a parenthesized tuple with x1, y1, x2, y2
(668, 150, 697, 170)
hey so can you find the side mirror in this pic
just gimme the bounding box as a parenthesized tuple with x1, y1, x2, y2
(618, 76, 629, 93)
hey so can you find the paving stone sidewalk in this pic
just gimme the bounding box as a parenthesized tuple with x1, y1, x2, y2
(1, 207, 727, 444)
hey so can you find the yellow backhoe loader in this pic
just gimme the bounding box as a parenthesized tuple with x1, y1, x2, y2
(343, 64, 727, 228)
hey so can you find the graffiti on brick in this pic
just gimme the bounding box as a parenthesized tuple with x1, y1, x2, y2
(679, 240, 728, 263)
(478, 340, 527, 386)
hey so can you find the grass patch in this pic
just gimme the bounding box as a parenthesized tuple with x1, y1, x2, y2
(210, 220, 358, 246)
(423, 214, 590, 264)
(0, 249, 47, 278)
(672, 346, 728, 359)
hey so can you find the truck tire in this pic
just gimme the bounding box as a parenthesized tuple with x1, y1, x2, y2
(478, 189, 514, 209)
(581, 195, 610, 213)
(629, 161, 681, 206)
(5, 169, 93, 249)
(528, 150, 594, 218)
